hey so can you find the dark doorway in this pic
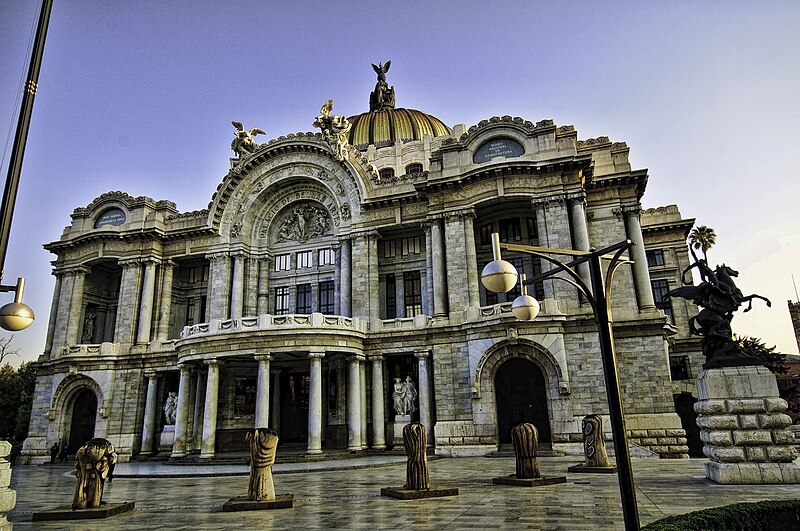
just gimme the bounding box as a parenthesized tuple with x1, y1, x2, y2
(673, 393, 703, 456)
(495, 358, 551, 444)
(280, 372, 309, 443)
(68, 389, 97, 453)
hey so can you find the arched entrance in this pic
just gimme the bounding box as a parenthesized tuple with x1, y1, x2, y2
(68, 389, 97, 453)
(495, 358, 551, 444)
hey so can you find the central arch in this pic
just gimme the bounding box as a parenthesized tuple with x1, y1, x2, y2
(68, 388, 98, 453)
(495, 357, 551, 444)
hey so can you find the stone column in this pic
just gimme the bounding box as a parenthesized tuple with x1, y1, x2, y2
(370, 356, 386, 450)
(114, 259, 143, 345)
(445, 212, 471, 312)
(171, 364, 193, 457)
(350, 232, 379, 323)
(463, 209, 480, 308)
(415, 349, 433, 443)
(244, 256, 259, 316)
(192, 368, 206, 452)
(422, 223, 434, 315)
(200, 359, 222, 458)
(359, 357, 368, 449)
(569, 193, 592, 290)
(339, 238, 352, 317)
(44, 271, 63, 355)
(270, 370, 281, 433)
(140, 371, 159, 456)
(156, 260, 175, 341)
(136, 260, 158, 344)
(230, 252, 245, 319)
(255, 354, 272, 428)
(307, 351, 325, 455)
(430, 217, 448, 316)
(257, 256, 271, 315)
(623, 207, 656, 309)
(206, 253, 231, 320)
(347, 355, 363, 451)
(65, 266, 89, 345)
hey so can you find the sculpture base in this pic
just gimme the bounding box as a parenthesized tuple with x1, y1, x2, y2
(705, 461, 800, 485)
(381, 486, 459, 499)
(32, 502, 135, 521)
(222, 494, 294, 511)
(567, 464, 617, 474)
(492, 475, 567, 487)
(159, 425, 175, 449)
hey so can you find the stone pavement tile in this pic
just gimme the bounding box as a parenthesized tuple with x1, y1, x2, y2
(7, 457, 800, 530)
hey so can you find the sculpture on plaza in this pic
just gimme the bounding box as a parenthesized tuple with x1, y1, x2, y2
(667, 256, 771, 369)
(369, 61, 395, 110)
(511, 423, 540, 479)
(568, 415, 615, 473)
(231, 121, 266, 159)
(246, 428, 279, 501)
(163, 391, 178, 425)
(72, 438, 117, 510)
(403, 422, 430, 490)
(313, 99, 351, 161)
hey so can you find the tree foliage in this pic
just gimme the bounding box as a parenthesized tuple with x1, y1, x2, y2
(737, 336, 788, 374)
(0, 361, 36, 441)
(688, 225, 717, 262)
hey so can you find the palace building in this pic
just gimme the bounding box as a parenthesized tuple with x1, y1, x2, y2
(23, 66, 702, 462)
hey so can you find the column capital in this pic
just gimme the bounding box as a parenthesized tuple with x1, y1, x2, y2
(204, 358, 223, 368)
(621, 205, 642, 218)
(566, 191, 587, 204)
(205, 251, 230, 261)
(369, 354, 385, 362)
(308, 351, 326, 360)
(255, 353, 273, 362)
(177, 363, 193, 373)
(230, 250, 246, 259)
(414, 349, 430, 360)
(161, 258, 176, 269)
(144, 370, 158, 380)
(350, 354, 366, 362)
(56, 264, 91, 276)
(532, 194, 567, 207)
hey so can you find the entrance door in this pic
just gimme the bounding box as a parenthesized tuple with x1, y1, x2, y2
(280, 372, 310, 443)
(68, 389, 97, 453)
(673, 393, 703, 456)
(495, 358, 551, 444)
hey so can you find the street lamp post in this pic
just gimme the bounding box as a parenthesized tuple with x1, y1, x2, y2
(481, 233, 640, 531)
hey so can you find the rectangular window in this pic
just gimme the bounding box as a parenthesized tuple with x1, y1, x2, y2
(506, 257, 523, 300)
(499, 218, 522, 242)
(401, 236, 421, 256)
(296, 284, 312, 313)
(383, 240, 396, 259)
(296, 251, 313, 269)
(670, 356, 691, 380)
(318, 248, 335, 266)
(403, 271, 422, 317)
(480, 224, 494, 245)
(385, 274, 397, 319)
(234, 377, 257, 415)
(318, 281, 335, 314)
(646, 249, 665, 267)
(275, 286, 290, 315)
(526, 217, 538, 242)
(275, 254, 291, 271)
(651, 279, 674, 322)
(186, 299, 195, 326)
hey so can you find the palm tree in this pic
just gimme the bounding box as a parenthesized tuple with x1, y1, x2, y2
(688, 225, 716, 262)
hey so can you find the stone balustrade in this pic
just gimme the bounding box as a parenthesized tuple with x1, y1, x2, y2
(180, 312, 368, 339)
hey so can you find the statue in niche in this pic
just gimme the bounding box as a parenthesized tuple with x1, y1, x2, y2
(392, 377, 405, 415)
(246, 428, 279, 501)
(72, 438, 117, 510)
(275, 203, 331, 243)
(313, 99, 351, 161)
(163, 391, 178, 425)
(81, 312, 95, 343)
(402, 376, 417, 415)
(231, 121, 266, 160)
(369, 61, 395, 111)
(667, 257, 771, 369)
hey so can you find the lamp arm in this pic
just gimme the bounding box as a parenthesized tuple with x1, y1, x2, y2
(604, 244, 634, 303)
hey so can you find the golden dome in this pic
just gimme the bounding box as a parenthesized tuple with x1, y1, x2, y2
(347, 108, 451, 150)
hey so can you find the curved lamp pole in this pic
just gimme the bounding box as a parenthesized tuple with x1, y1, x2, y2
(481, 233, 640, 531)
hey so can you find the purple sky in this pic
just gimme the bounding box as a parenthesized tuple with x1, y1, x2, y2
(2, 1, 799, 365)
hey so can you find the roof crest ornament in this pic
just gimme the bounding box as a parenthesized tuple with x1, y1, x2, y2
(230, 121, 266, 164)
(369, 61, 395, 111)
(313, 99, 352, 161)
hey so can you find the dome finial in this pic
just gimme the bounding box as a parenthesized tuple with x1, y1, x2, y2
(369, 61, 395, 111)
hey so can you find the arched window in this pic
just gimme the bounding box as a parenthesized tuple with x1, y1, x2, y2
(405, 163, 423, 176)
(379, 168, 395, 180)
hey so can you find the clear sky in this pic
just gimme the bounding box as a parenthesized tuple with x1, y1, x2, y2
(1, 1, 799, 366)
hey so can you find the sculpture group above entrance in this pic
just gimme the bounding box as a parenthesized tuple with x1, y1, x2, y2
(275, 202, 331, 244)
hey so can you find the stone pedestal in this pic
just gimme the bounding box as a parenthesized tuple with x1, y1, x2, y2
(0, 441, 15, 531)
(388, 415, 411, 448)
(159, 425, 175, 450)
(695, 366, 800, 484)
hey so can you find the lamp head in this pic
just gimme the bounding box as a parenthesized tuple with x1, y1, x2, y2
(481, 259, 519, 293)
(0, 301, 34, 331)
(512, 294, 540, 321)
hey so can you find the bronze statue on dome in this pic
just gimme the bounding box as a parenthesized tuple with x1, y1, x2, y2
(370, 61, 395, 111)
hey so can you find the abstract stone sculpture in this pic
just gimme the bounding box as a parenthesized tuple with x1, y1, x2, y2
(511, 422, 540, 479)
(403, 422, 430, 490)
(568, 415, 616, 473)
(246, 428, 279, 501)
(72, 438, 116, 510)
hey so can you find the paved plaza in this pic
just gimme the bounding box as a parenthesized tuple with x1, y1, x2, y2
(7, 455, 800, 530)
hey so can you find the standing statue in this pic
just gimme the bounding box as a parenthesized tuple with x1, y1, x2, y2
(402, 376, 417, 415)
(313, 99, 352, 161)
(369, 61, 395, 111)
(81, 312, 95, 343)
(403, 423, 430, 490)
(72, 438, 117, 510)
(231, 121, 266, 160)
(246, 428, 279, 502)
(392, 377, 405, 415)
(163, 391, 178, 425)
(511, 423, 541, 479)
(667, 256, 771, 369)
